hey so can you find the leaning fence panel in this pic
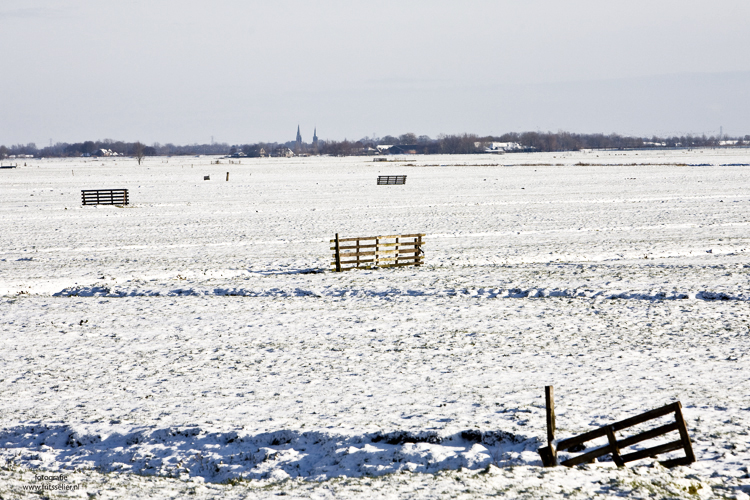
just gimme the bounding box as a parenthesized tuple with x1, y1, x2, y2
(538, 386, 695, 468)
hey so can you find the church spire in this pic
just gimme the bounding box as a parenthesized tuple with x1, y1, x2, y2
(295, 125, 302, 154)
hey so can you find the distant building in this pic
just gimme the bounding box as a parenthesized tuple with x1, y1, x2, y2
(241, 145, 266, 157)
(274, 145, 294, 157)
(93, 149, 118, 157)
(295, 125, 302, 154)
(475, 142, 523, 153)
(312, 127, 318, 153)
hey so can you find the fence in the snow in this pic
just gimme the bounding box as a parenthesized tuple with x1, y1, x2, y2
(81, 189, 129, 206)
(538, 386, 695, 468)
(377, 175, 407, 185)
(331, 233, 425, 272)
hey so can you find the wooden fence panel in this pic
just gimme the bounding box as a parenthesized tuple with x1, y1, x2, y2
(331, 233, 424, 271)
(539, 388, 694, 468)
(377, 175, 407, 185)
(81, 189, 129, 206)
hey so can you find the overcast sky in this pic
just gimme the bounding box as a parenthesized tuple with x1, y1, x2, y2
(2, 0, 750, 146)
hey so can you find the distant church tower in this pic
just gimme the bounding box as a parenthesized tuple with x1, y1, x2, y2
(295, 125, 302, 154)
(312, 127, 318, 153)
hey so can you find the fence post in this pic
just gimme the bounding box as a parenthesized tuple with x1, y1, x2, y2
(226, 172, 229, 181)
(416, 234, 423, 266)
(674, 403, 696, 463)
(605, 426, 625, 467)
(355, 238, 360, 268)
(546, 385, 556, 446)
(334, 233, 341, 272)
(539, 385, 558, 466)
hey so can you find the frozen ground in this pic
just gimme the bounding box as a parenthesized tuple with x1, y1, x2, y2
(1, 150, 749, 498)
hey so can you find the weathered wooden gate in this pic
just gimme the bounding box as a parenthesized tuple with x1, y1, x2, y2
(331, 233, 424, 272)
(538, 386, 695, 468)
(376, 175, 407, 185)
(81, 189, 129, 206)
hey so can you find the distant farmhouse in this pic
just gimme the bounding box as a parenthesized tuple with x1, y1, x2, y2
(273, 145, 294, 157)
(476, 142, 524, 153)
(93, 149, 119, 157)
(240, 145, 266, 157)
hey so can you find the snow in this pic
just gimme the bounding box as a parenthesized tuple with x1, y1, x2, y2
(1, 149, 749, 498)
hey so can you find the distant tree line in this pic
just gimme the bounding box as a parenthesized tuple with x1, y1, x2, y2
(2, 132, 748, 160)
(298, 131, 750, 156)
(0, 140, 231, 159)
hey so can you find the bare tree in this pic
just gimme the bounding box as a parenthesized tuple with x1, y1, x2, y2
(399, 132, 418, 144)
(133, 141, 145, 165)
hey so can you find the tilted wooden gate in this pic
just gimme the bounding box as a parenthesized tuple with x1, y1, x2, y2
(538, 386, 695, 468)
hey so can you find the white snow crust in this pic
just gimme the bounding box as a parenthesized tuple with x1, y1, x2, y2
(1, 150, 749, 498)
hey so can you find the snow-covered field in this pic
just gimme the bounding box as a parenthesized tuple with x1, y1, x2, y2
(1, 150, 749, 498)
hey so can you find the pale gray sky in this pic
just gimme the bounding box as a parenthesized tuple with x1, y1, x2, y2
(2, 0, 749, 145)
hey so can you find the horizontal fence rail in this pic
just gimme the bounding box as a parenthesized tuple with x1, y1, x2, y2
(331, 233, 424, 272)
(377, 175, 407, 185)
(539, 398, 695, 468)
(81, 189, 129, 206)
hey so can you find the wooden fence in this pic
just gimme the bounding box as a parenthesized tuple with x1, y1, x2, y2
(377, 175, 407, 185)
(81, 189, 129, 206)
(538, 386, 695, 468)
(331, 233, 424, 272)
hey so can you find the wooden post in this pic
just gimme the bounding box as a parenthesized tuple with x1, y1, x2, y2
(375, 237, 379, 267)
(416, 234, 423, 266)
(539, 445, 557, 467)
(334, 233, 341, 272)
(226, 172, 229, 181)
(546, 385, 556, 446)
(539, 385, 558, 466)
(674, 403, 696, 463)
(605, 426, 625, 467)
